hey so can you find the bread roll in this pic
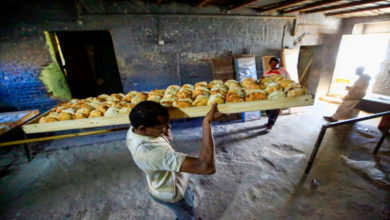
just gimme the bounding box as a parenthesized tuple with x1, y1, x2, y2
(73, 112, 87, 119)
(177, 88, 192, 99)
(131, 92, 148, 105)
(269, 75, 283, 81)
(104, 107, 120, 117)
(77, 103, 94, 109)
(89, 110, 104, 118)
(265, 82, 282, 94)
(181, 84, 194, 90)
(173, 98, 193, 108)
(39, 116, 47, 123)
(76, 108, 92, 117)
(268, 90, 286, 100)
(193, 95, 209, 107)
(192, 86, 210, 98)
(195, 81, 208, 88)
(207, 94, 225, 105)
(260, 77, 273, 84)
(240, 78, 256, 87)
(48, 112, 59, 118)
(165, 85, 180, 95)
(96, 104, 110, 113)
(58, 112, 73, 121)
(122, 94, 133, 102)
(45, 117, 58, 123)
(98, 94, 110, 101)
(160, 97, 177, 107)
(89, 100, 102, 108)
(245, 89, 268, 101)
(287, 87, 307, 97)
(61, 108, 76, 114)
(209, 80, 223, 88)
(224, 79, 240, 89)
(149, 89, 165, 97)
(119, 107, 132, 115)
(147, 95, 162, 103)
(120, 103, 135, 109)
(210, 87, 227, 96)
(226, 93, 245, 103)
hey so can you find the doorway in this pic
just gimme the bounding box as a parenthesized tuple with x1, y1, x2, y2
(54, 31, 123, 98)
(328, 34, 390, 97)
(297, 46, 317, 88)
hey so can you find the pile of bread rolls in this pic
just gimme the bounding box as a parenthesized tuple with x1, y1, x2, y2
(38, 75, 307, 123)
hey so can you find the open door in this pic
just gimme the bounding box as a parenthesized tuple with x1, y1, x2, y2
(55, 31, 123, 98)
(329, 34, 390, 97)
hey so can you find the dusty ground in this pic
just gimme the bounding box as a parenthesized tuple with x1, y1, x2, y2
(0, 100, 389, 220)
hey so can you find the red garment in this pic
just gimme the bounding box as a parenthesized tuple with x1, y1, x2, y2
(264, 68, 290, 79)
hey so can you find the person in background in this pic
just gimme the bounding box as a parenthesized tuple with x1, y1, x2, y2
(262, 57, 291, 132)
(324, 66, 371, 122)
(126, 101, 225, 220)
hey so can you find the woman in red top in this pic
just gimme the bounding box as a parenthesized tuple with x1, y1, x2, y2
(263, 57, 290, 132)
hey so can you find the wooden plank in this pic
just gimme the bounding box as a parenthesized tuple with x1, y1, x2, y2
(196, 0, 214, 7)
(229, 0, 263, 11)
(22, 95, 314, 134)
(325, 4, 390, 16)
(304, 0, 384, 14)
(282, 0, 342, 14)
(22, 114, 130, 134)
(257, 0, 308, 13)
(262, 55, 274, 73)
(0, 110, 39, 136)
(211, 57, 235, 81)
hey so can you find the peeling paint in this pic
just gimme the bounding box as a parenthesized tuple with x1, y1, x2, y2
(39, 32, 71, 101)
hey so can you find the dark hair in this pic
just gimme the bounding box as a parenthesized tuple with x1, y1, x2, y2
(130, 101, 169, 128)
(269, 57, 280, 64)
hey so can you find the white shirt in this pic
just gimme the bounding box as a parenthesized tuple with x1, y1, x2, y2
(126, 127, 189, 202)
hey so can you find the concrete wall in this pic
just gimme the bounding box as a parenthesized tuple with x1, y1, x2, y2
(0, 0, 341, 112)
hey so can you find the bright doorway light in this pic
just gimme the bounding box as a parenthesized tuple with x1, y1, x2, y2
(329, 34, 390, 97)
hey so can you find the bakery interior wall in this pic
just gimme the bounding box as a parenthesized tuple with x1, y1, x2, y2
(0, 0, 341, 112)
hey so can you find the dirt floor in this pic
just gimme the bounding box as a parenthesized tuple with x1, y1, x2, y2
(0, 100, 389, 220)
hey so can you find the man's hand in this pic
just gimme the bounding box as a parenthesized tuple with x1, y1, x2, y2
(203, 104, 227, 124)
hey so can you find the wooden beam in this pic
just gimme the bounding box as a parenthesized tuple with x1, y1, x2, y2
(196, 0, 214, 7)
(325, 3, 390, 16)
(304, 0, 385, 14)
(229, 0, 262, 11)
(282, 0, 343, 14)
(257, 0, 308, 13)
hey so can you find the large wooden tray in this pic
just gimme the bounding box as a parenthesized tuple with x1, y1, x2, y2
(22, 94, 314, 134)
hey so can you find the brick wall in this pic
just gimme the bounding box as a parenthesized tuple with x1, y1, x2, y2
(0, 0, 341, 112)
(0, 62, 58, 112)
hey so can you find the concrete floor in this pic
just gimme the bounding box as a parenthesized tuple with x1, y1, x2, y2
(0, 100, 389, 220)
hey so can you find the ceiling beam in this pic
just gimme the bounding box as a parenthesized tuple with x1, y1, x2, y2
(325, 3, 390, 16)
(196, 0, 214, 7)
(304, 0, 385, 14)
(229, 0, 263, 11)
(282, 0, 342, 14)
(257, 0, 308, 13)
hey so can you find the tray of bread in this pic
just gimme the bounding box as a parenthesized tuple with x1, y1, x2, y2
(22, 75, 313, 134)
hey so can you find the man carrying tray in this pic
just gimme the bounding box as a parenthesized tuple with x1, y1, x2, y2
(126, 101, 225, 220)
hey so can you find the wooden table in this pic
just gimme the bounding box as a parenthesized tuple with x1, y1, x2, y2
(0, 110, 39, 161)
(0, 110, 39, 136)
